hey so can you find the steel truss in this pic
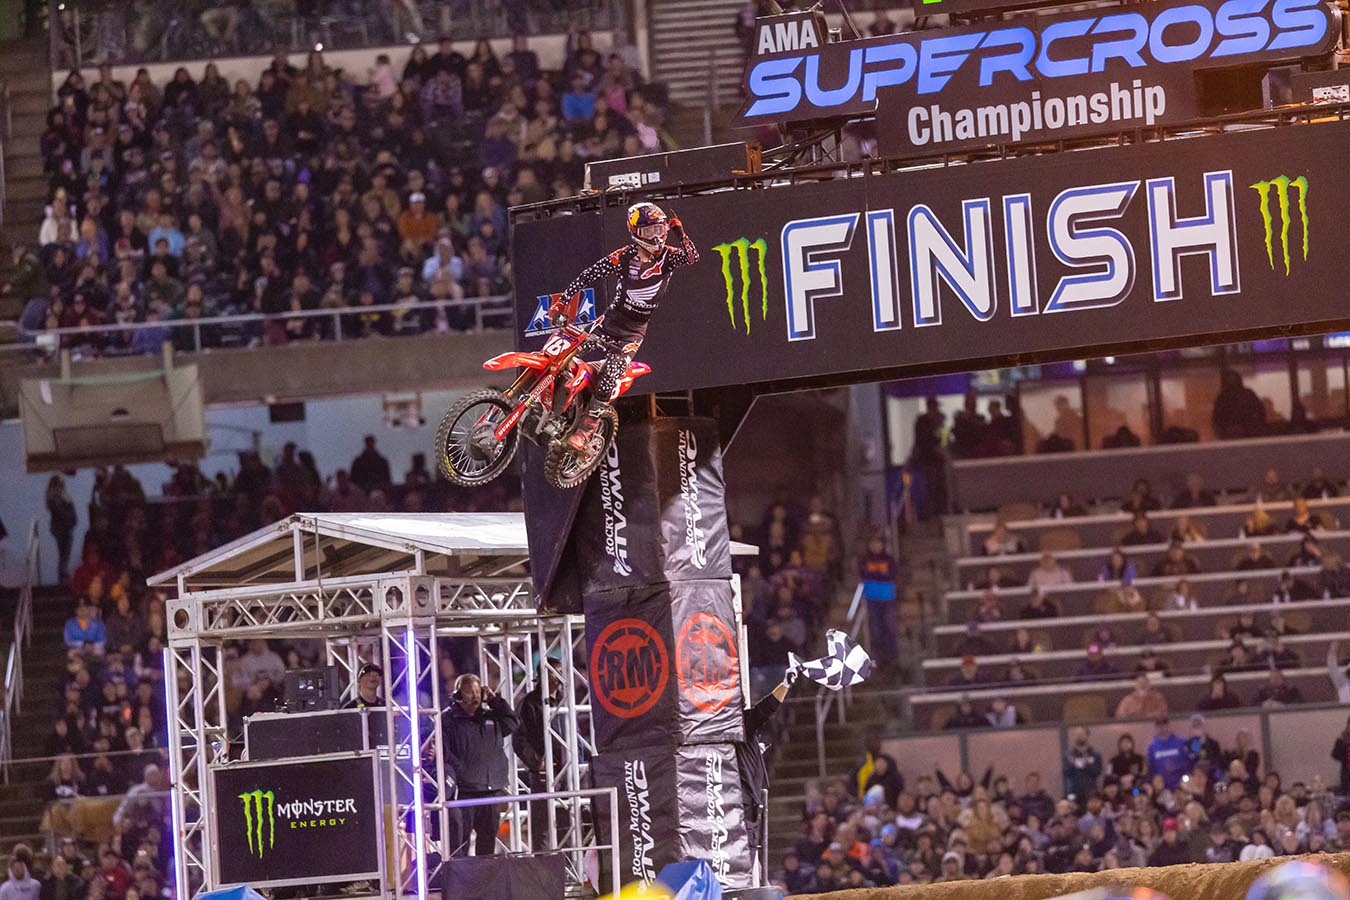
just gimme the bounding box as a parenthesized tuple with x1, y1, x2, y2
(165, 568, 598, 899)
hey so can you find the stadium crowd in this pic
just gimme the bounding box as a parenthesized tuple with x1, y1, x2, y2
(934, 461, 1350, 701)
(777, 721, 1350, 892)
(25, 433, 520, 864)
(17, 30, 665, 354)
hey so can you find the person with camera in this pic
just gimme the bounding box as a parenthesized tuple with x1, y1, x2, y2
(442, 673, 519, 856)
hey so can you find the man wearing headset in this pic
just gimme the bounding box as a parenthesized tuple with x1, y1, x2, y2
(442, 673, 519, 856)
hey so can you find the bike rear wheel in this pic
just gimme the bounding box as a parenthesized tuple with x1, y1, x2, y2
(435, 389, 520, 486)
(543, 406, 619, 490)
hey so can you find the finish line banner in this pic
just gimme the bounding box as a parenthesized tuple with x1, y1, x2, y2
(211, 754, 381, 887)
(734, 0, 1340, 155)
(514, 119, 1346, 394)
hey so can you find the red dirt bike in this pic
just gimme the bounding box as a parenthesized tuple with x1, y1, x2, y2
(435, 293, 650, 490)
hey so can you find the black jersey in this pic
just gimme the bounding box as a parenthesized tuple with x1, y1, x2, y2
(561, 235, 699, 335)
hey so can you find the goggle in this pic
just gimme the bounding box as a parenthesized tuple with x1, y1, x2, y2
(635, 223, 668, 241)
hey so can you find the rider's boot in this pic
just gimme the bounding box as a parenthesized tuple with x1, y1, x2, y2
(568, 402, 606, 452)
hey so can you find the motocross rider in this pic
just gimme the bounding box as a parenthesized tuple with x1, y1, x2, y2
(552, 201, 698, 452)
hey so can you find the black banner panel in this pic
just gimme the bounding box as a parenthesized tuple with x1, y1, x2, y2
(592, 743, 752, 889)
(583, 580, 744, 750)
(736, 0, 1340, 154)
(515, 119, 1349, 395)
(212, 754, 381, 887)
(438, 854, 566, 899)
(571, 418, 731, 594)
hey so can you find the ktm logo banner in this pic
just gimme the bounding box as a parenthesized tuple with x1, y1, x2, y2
(737, 0, 1340, 156)
(513, 119, 1348, 396)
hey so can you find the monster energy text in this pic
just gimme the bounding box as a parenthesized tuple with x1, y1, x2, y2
(713, 238, 768, 333)
(239, 790, 357, 857)
(1250, 176, 1309, 276)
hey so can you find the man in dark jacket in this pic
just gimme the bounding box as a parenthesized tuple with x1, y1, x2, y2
(443, 673, 519, 856)
(737, 671, 796, 878)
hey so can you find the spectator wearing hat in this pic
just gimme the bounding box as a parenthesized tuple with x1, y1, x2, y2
(397, 192, 439, 247)
(946, 656, 984, 688)
(1073, 644, 1116, 681)
(345, 663, 384, 709)
(1149, 818, 1191, 866)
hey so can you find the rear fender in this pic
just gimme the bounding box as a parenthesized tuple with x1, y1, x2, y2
(484, 351, 548, 371)
(612, 361, 652, 399)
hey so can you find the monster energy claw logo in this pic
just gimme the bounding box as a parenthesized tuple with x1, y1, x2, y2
(713, 238, 768, 333)
(239, 789, 276, 858)
(1250, 176, 1309, 276)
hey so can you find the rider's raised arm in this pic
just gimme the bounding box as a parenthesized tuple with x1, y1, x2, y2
(561, 249, 627, 299)
(666, 218, 698, 268)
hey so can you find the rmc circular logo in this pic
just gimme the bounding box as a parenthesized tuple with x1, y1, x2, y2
(676, 612, 739, 714)
(590, 618, 669, 719)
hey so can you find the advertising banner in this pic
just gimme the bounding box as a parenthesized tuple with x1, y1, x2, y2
(571, 417, 731, 595)
(591, 744, 753, 889)
(734, 0, 1340, 155)
(514, 118, 1350, 395)
(583, 580, 744, 749)
(591, 747, 680, 886)
(584, 586, 679, 750)
(212, 754, 381, 887)
(674, 743, 753, 890)
(670, 580, 744, 744)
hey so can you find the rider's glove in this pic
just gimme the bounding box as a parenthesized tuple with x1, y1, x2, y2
(668, 214, 685, 243)
(548, 299, 569, 327)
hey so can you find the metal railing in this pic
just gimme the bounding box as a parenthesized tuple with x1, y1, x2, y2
(814, 581, 867, 777)
(50, 0, 623, 70)
(12, 293, 515, 357)
(1, 522, 40, 784)
(446, 787, 621, 897)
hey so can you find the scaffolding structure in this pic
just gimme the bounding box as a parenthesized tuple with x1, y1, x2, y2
(149, 513, 602, 899)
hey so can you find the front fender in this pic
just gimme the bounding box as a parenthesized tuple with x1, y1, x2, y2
(484, 351, 548, 371)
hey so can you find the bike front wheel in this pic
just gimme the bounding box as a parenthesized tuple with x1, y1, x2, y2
(435, 389, 520, 486)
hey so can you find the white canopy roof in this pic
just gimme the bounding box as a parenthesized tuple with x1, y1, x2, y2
(149, 512, 755, 593)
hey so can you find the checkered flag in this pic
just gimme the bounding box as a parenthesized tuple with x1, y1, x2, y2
(789, 629, 874, 692)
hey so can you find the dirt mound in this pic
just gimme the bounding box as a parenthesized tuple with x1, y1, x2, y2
(801, 852, 1350, 900)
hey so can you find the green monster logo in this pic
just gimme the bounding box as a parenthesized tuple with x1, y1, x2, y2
(239, 789, 276, 858)
(712, 238, 768, 333)
(1250, 176, 1309, 276)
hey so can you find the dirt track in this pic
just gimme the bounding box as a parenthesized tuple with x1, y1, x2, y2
(799, 852, 1350, 900)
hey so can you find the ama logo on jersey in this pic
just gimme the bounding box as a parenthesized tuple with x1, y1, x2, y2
(525, 287, 596, 337)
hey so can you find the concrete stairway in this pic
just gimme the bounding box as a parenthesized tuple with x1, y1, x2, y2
(0, 35, 50, 333)
(648, 0, 747, 109)
(0, 587, 78, 854)
(762, 522, 951, 869)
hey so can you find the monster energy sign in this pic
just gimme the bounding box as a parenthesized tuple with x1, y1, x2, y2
(713, 238, 768, 333)
(238, 789, 275, 857)
(513, 118, 1350, 395)
(1251, 176, 1309, 276)
(213, 754, 380, 886)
